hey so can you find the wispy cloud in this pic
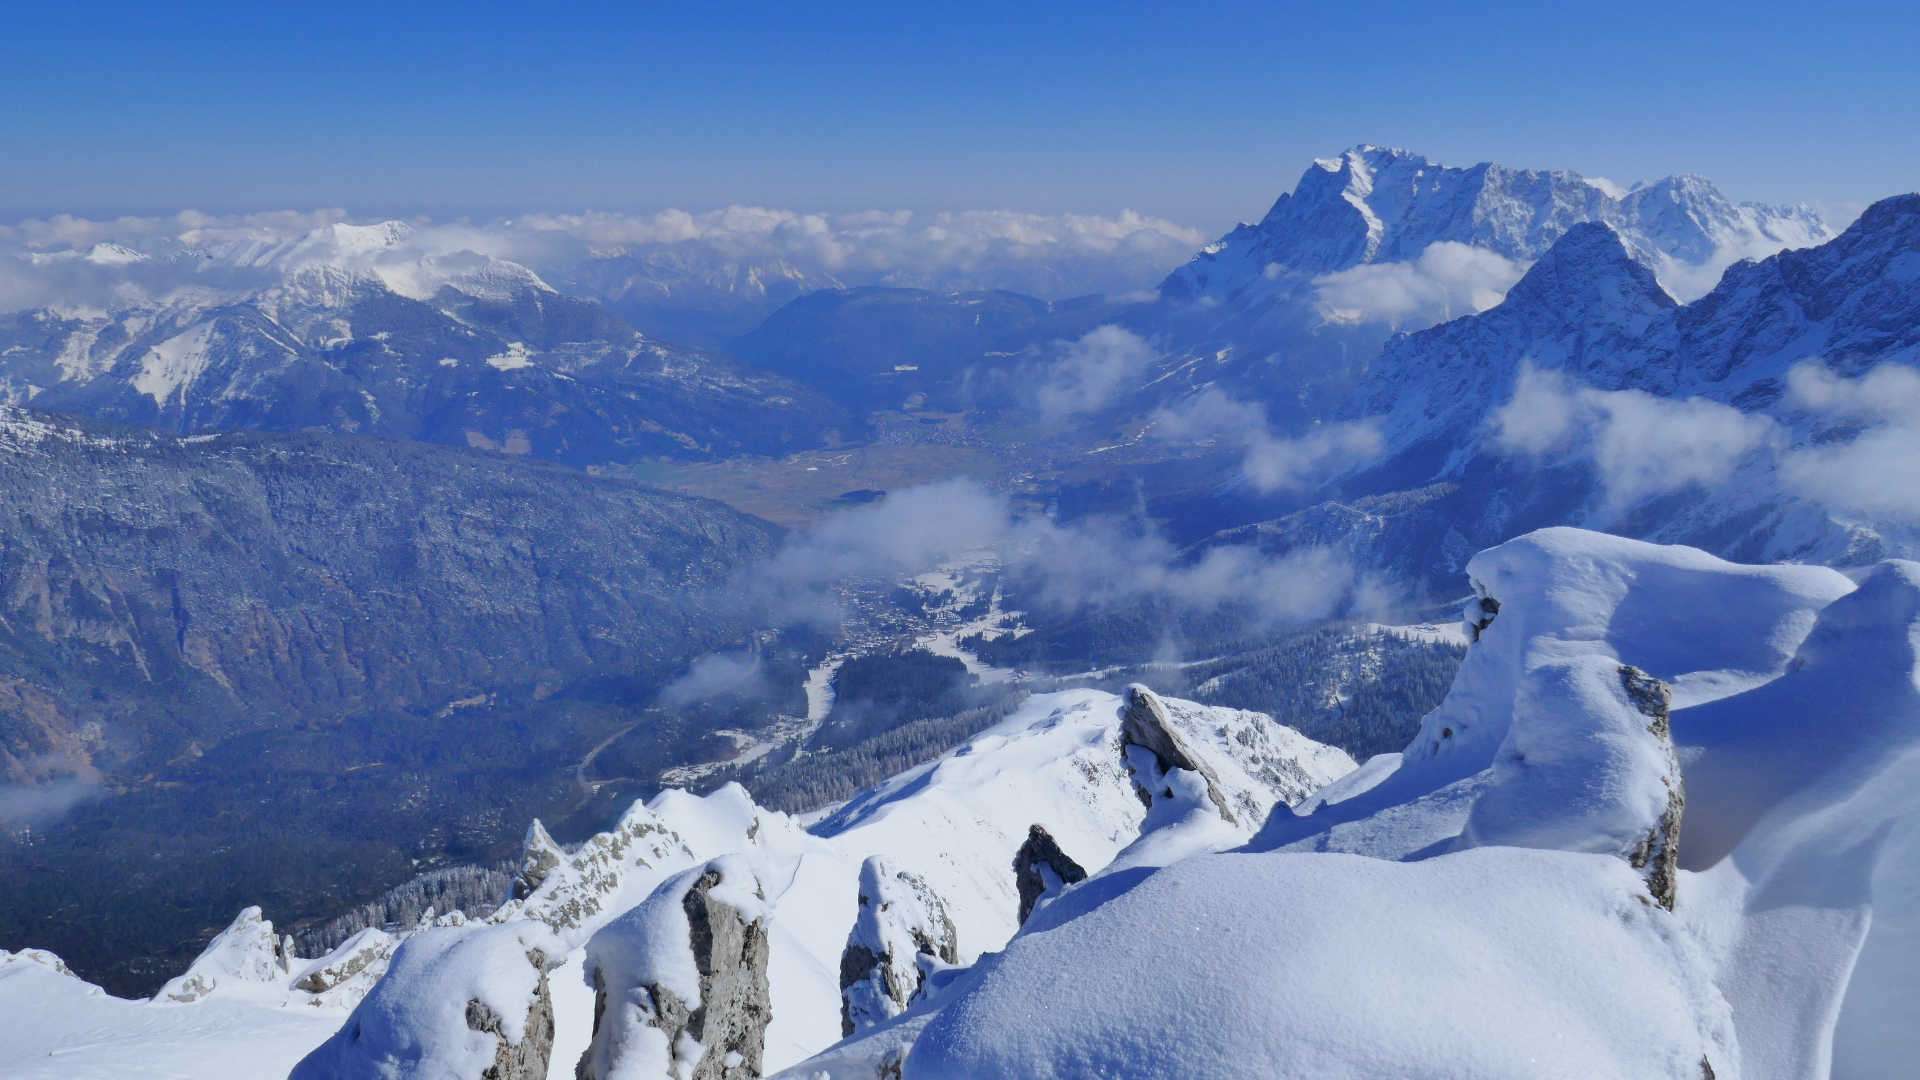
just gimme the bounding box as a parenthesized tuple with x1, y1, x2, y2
(1312, 241, 1528, 329)
(1033, 326, 1158, 419)
(747, 478, 1377, 630)
(1154, 387, 1385, 493)
(1779, 361, 1920, 520)
(1491, 362, 1778, 510)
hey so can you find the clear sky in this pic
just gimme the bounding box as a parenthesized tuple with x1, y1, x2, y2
(3, 0, 1915, 229)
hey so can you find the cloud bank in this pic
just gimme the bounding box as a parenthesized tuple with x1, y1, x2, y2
(1779, 362, 1920, 520)
(752, 478, 1378, 630)
(0, 206, 1207, 315)
(1491, 363, 1779, 510)
(1491, 359, 1920, 526)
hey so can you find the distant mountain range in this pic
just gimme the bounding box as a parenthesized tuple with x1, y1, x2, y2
(0, 222, 848, 464)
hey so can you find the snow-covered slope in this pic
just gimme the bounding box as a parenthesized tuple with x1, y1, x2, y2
(0, 221, 844, 463)
(787, 527, 1920, 1080)
(0, 687, 1352, 1079)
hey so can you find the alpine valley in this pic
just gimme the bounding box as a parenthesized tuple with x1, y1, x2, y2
(2, 144, 1918, 1080)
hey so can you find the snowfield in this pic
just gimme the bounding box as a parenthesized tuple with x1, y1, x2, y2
(7, 526, 1920, 1079)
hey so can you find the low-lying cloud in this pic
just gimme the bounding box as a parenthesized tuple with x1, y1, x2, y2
(1779, 361, 1920, 520)
(1034, 326, 1158, 419)
(0, 776, 101, 829)
(658, 649, 771, 706)
(1313, 241, 1528, 329)
(1492, 363, 1778, 510)
(750, 478, 1384, 630)
(1154, 388, 1385, 493)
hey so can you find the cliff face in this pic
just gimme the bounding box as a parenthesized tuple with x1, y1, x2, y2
(0, 405, 784, 994)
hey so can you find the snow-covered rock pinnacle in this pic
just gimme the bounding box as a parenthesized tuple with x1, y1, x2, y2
(290, 922, 561, 1080)
(839, 855, 960, 1035)
(578, 855, 772, 1080)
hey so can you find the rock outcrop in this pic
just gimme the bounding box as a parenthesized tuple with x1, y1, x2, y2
(1620, 665, 1684, 910)
(514, 821, 567, 901)
(839, 855, 960, 1035)
(290, 923, 561, 1080)
(1121, 684, 1237, 824)
(578, 855, 771, 1080)
(1012, 825, 1088, 926)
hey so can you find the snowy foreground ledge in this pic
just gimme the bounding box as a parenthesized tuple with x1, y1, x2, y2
(7, 526, 1919, 1079)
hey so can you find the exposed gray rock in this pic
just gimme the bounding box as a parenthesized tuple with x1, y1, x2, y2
(577, 856, 771, 1080)
(1012, 825, 1088, 926)
(1466, 595, 1501, 643)
(467, 953, 558, 1080)
(290, 923, 562, 1080)
(515, 821, 566, 902)
(839, 856, 960, 1035)
(1621, 665, 1684, 910)
(1121, 684, 1237, 824)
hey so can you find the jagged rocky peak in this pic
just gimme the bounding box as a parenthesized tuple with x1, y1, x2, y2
(1121, 683, 1238, 824)
(514, 820, 566, 901)
(291, 923, 561, 1080)
(1160, 144, 1831, 303)
(839, 855, 961, 1035)
(490, 800, 697, 942)
(1498, 221, 1678, 315)
(578, 855, 772, 1080)
(1011, 825, 1089, 927)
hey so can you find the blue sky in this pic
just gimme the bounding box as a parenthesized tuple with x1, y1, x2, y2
(3, 0, 1914, 229)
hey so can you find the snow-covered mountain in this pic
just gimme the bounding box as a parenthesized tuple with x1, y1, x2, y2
(12, 527, 1920, 1079)
(1220, 192, 1920, 586)
(0, 222, 846, 463)
(1107, 147, 1836, 438)
(1162, 144, 1832, 311)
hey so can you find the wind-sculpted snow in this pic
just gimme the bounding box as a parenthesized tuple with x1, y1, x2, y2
(853, 528, 1920, 1080)
(291, 922, 561, 1080)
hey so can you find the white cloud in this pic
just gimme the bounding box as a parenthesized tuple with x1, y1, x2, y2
(1312, 241, 1528, 329)
(658, 650, 771, 706)
(0, 205, 1206, 315)
(1154, 387, 1385, 493)
(1779, 361, 1920, 519)
(1492, 362, 1778, 510)
(0, 779, 99, 827)
(750, 478, 1372, 630)
(1034, 326, 1157, 419)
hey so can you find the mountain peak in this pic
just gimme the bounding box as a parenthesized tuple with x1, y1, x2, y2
(1501, 221, 1676, 314)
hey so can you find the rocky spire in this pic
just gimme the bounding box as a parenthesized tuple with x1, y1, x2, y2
(513, 820, 565, 901)
(577, 855, 772, 1080)
(1012, 825, 1088, 926)
(1121, 684, 1237, 824)
(1620, 666, 1684, 910)
(839, 855, 960, 1035)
